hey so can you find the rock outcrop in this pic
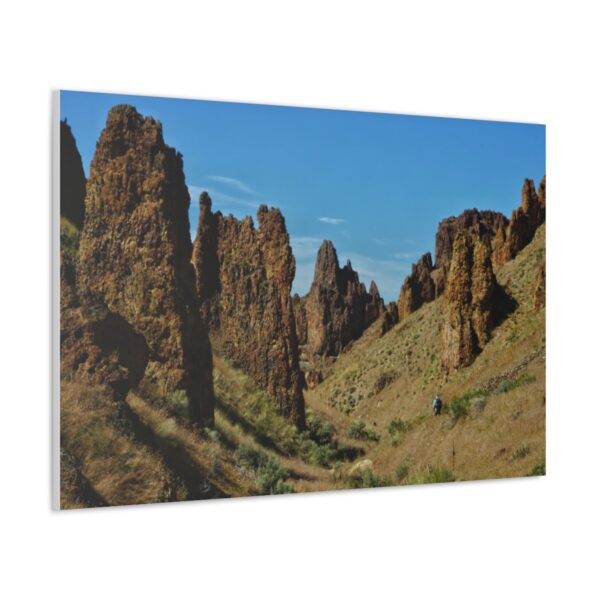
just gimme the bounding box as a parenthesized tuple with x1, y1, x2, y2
(533, 262, 546, 310)
(193, 194, 305, 428)
(60, 120, 87, 229)
(76, 105, 214, 424)
(294, 241, 387, 384)
(496, 178, 546, 267)
(440, 232, 513, 370)
(398, 252, 436, 319)
(379, 301, 399, 336)
(300, 241, 384, 358)
(435, 209, 508, 294)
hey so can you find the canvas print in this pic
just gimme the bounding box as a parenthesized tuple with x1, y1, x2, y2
(57, 91, 545, 509)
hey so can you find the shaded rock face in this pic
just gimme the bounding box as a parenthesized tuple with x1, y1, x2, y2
(292, 293, 308, 346)
(76, 105, 214, 424)
(435, 209, 508, 294)
(398, 252, 435, 319)
(440, 233, 514, 370)
(193, 196, 305, 428)
(301, 241, 384, 358)
(379, 301, 399, 336)
(497, 178, 546, 266)
(534, 262, 546, 310)
(60, 120, 86, 228)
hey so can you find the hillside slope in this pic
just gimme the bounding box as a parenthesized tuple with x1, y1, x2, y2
(305, 224, 546, 484)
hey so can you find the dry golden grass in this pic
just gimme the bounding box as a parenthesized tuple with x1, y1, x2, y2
(60, 381, 173, 508)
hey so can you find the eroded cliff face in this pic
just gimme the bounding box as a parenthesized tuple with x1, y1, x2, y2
(301, 241, 384, 358)
(60, 120, 87, 229)
(496, 178, 546, 267)
(76, 105, 214, 423)
(435, 209, 508, 295)
(294, 241, 388, 385)
(193, 196, 305, 428)
(440, 233, 513, 370)
(398, 252, 436, 320)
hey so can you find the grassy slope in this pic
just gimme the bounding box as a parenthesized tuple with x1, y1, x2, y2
(305, 224, 546, 485)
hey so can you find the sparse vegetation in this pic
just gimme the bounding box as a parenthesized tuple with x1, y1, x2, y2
(234, 444, 294, 494)
(346, 467, 390, 489)
(348, 420, 380, 442)
(167, 389, 190, 418)
(495, 374, 536, 395)
(394, 464, 409, 483)
(528, 461, 546, 476)
(512, 445, 530, 460)
(410, 466, 456, 484)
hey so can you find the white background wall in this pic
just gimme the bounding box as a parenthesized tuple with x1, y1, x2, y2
(1, 1, 598, 598)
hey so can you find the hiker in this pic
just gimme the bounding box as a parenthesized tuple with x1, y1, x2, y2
(432, 394, 442, 416)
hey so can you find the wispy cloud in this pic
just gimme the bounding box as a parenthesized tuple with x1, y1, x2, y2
(318, 217, 346, 225)
(290, 236, 322, 259)
(188, 185, 260, 211)
(393, 251, 421, 261)
(206, 175, 257, 196)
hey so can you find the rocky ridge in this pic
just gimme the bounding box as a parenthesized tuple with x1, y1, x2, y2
(193, 194, 305, 428)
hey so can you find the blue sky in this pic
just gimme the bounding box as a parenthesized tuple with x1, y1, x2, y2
(60, 90, 545, 302)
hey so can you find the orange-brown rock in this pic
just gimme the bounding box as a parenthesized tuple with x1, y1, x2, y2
(435, 209, 507, 294)
(380, 301, 399, 336)
(76, 105, 214, 424)
(193, 195, 305, 428)
(60, 120, 86, 229)
(398, 252, 435, 319)
(301, 241, 382, 358)
(498, 178, 546, 266)
(440, 232, 513, 370)
(534, 261, 546, 310)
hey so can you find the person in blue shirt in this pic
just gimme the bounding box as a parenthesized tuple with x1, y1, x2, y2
(432, 394, 442, 416)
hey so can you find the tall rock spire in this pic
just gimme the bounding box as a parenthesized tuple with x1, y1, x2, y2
(77, 105, 214, 424)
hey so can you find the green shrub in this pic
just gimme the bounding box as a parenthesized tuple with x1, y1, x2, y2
(412, 466, 456, 484)
(528, 461, 546, 476)
(234, 444, 294, 495)
(445, 396, 470, 420)
(494, 374, 536, 395)
(306, 411, 334, 446)
(347, 468, 390, 489)
(394, 464, 409, 483)
(512, 445, 530, 460)
(388, 418, 410, 436)
(348, 420, 380, 442)
(167, 389, 190, 418)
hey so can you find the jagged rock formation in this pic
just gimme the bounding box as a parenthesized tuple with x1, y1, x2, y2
(495, 178, 546, 267)
(300, 241, 384, 358)
(435, 209, 508, 295)
(398, 252, 435, 319)
(76, 105, 214, 424)
(60, 120, 87, 229)
(534, 262, 546, 310)
(294, 241, 386, 385)
(379, 301, 399, 336)
(193, 194, 305, 428)
(440, 233, 513, 370)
